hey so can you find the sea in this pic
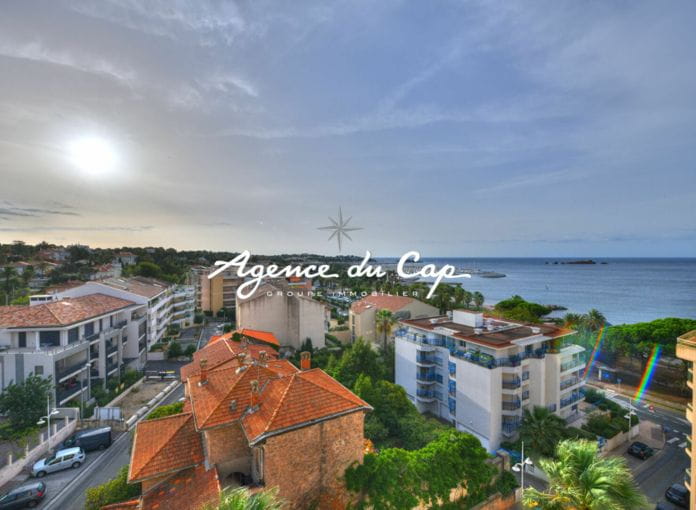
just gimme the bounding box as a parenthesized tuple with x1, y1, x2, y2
(376, 257, 696, 325)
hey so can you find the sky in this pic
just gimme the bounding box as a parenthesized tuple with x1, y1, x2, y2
(0, 1, 695, 257)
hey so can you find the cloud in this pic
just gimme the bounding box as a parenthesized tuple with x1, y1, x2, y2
(0, 40, 136, 87)
(0, 202, 81, 219)
(0, 225, 153, 232)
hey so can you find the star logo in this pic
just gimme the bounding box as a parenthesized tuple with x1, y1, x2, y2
(317, 207, 362, 252)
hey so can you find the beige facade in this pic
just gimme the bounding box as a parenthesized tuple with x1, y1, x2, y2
(676, 329, 696, 505)
(236, 283, 327, 350)
(349, 295, 438, 345)
(192, 266, 243, 315)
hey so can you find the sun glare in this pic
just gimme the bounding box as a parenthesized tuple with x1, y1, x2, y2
(68, 137, 117, 175)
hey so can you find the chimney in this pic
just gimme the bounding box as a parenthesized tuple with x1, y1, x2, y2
(199, 359, 208, 386)
(250, 380, 259, 408)
(300, 351, 311, 371)
(259, 351, 268, 364)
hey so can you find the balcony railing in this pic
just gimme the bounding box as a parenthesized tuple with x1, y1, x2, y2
(502, 377, 521, 389)
(521, 371, 530, 381)
(547, 403, 557, 412)
(115, 320, 128, 329)
(55, 360, 88, 381)
(561, 359, 586, 372)
(522, 390, 530, 400)
(56, 384, 85, 404)
(502, 400, 521, 411)
(560, 378, 579, 390)
(561, 393, 583, 408)
(416, 389, 435, 400)
(106, 360, 119, 374)
(416, 373, 439, 384)
(502, 421, 520, 435)
(106, 342, 118, 356)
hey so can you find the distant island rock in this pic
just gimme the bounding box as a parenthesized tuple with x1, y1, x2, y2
(545, 259, 606, 265)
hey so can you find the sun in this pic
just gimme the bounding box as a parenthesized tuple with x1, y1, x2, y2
(68, 137, 117, 175)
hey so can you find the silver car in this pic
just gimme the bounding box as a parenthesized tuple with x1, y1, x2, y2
(32, 447, 85, 478)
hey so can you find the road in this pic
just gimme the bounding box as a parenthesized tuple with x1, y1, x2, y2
(600, 386, 690, 508)
(43, 384, 184, 510)
(39, 320, 219, 510)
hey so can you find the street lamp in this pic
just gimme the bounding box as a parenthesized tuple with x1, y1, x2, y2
(624, 400, 637, 440)
(37, 395, 60, 448)
(512, 441, 534, 489)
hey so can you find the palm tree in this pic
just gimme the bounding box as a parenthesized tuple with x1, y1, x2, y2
(472, 291, 484, 309)
(563, 313, 583, 328)
(375, 309, 397, 351)
(519, 406, 567, 458)
(583, 309, 607, 331)
(523, 439, 648, 510)
(206, 487, 282, 510)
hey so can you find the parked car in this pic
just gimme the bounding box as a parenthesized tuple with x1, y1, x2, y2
(31, 447, 85, 478)
(665, 484, 690, 508)
(627, 441, 654, 459)
(0, 482, 46, 509)
(60, 426, 112, 452)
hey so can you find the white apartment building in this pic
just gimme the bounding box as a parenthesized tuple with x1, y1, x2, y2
(0, 294, 147, 407)
(51, 277, 193, 347)
(171, 285, 195, 328)
(395, 310, 584, 452)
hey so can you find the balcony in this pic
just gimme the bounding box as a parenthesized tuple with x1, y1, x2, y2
(56, 383, 85, 405)
(416, 389, 436, 402)
(561, 358, 586, 373)
(522, 390, 530, 401)
(106, 342, 118, 356)
(55, 360, 88, 382)
(547, 403, 557, 412)
(115, 319, 128, 329)
(86, 332, 100, 342)
(416, 353, 442, 367)
(502, 421, 520, 436)
(416, 373, 439, 384)
(502, 377, 521, 390)
(448, 397, 456, 415)
(106, 360, 119, 375)
(560, 378, 580, 390)
(448, 362, 456, 377)
(687, 403, 693, 424)
(561, 393, 583, 408)
(502, 400, 521, 411)
(686, 435, 692, 458)
(521, 371, 530, 381)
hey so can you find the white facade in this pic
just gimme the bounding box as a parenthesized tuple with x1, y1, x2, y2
(51, 278, 193, 347)
(395, 311, 584, 452)
(171, 286, 195, 328)
(0, 303, 147, 407)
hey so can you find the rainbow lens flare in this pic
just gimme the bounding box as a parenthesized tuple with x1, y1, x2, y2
(582, 326, 605, 380)
(633, 345, 661, 403)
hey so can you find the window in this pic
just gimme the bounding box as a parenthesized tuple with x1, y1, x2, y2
(110, 316, 114, 328)
(39, 331, 60, 347)
(34, 366, 44, 376)
(18, 332, 26, 348)
(63, 454, 74, 461)
(84, 322, 94, 337)
(68, 327, 79, 344)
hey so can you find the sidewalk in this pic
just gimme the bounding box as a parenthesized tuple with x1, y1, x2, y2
(588, 380, 687, 414)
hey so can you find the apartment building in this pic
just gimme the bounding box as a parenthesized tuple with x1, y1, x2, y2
(171, 285, 195, 328)
(0, 294, 147, 408)
(676, 329, 696, 499)
(51, 277, 193, 346)
(395, 309, 583, 452)
(117, 341, 372, 510)
(236, 282, 328, 351)
(349, 294, 438, 345)
(190, 265, 244, 315)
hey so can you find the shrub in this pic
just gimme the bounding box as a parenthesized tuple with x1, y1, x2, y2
(194, 313, 204, 324)
(146, 402, 184, 420)
(184, 344, 196, 357)
(85, 465, 141, 510)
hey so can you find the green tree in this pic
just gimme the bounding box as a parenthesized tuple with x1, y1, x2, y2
(329, 338, 384, 389)
(583, 309, 607, 331)
(2, 266, 17, 296)
(345, 430, 494, 510)
(375, 309, 397, 351)
(205, 487, 283, 510)
(520, 406, 567, 458)
(167, 341, 183, 358)
(132, 261, 163, 279)
(563, 313, 583, 328)
(0, 374, 52, 430)
(523, 439, 648, 510)
(84, 465, 141, 510)
(472, 291, 485, 309)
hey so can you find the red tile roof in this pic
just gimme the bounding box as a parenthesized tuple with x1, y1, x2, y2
(0, 294, 136, 328)
(129, 413, 204, 483)
(242, 368, 371, 444)
(141, 465, 220, 510)
(180, 338, 278, 381)
(350, 294, 415, 315)
(238, 329, 280, 347)
(101, 500, 140, 510)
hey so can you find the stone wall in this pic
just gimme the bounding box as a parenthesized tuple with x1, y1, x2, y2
(204, 422, 251, 482)
(262, 411, 366, 509)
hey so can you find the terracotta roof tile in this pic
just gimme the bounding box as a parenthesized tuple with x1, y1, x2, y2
(350, 294, 415, 315)
(181, 339, 278, 381)
(101, 499, 140, 510)
(141, 465, 220, 510)
(0, 294, 136, 328)
(242, 368, 371, 444)
(238, 329, 280, 347)
(129, 413, 204, 483)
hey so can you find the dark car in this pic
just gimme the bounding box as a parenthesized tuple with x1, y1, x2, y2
(60, 426, 112, 452)
(665, 484, 689, 508)
(0, 481, 46, 509)
(627, 441, 654, 459)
